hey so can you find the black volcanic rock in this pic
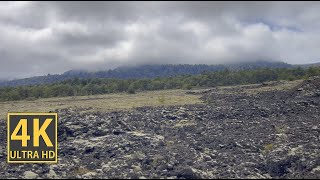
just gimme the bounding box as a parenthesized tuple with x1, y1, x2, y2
(0, 78, 319, 178)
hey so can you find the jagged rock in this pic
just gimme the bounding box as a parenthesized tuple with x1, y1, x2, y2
(82, 172, 97, 179)
(311, 166, 320, 173)
(23, 171, 38, 179)
(175, 167, 201, 179)
(46, 170, 58, 179)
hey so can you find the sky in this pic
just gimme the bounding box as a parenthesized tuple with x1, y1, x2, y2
(1, 1, 320, 80)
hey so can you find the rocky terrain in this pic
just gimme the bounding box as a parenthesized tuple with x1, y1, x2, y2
(0, 77, 320, 179)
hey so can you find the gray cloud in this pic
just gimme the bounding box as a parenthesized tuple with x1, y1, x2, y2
(1, 1, 320, 79)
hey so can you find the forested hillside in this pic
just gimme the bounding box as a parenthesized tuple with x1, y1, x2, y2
(1, 66, 319, 102)
(0, 61, 291, 87)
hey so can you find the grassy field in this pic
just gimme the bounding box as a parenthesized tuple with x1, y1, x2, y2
(0, 89, 203, 119)
(215, 79, 303, 95)
(0, 79, 304, 119)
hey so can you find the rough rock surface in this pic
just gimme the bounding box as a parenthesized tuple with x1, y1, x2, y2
(0, 77, 319, 179)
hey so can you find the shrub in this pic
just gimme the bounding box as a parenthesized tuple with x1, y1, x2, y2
(157, 95, 165, 104)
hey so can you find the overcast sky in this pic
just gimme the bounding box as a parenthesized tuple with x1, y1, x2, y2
(1, 1, 320, 79)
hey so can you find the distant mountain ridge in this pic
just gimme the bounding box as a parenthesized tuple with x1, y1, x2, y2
(0, 61, 292, 87)
(294, 62, 320, 68)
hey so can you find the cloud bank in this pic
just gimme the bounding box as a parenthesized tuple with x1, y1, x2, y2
(1, 1, 320, 79)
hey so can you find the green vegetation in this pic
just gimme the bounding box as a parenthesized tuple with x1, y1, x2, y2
(0, 66, 320, 102)
(262, 144, 274, 156)
(0, 62, 291, 87)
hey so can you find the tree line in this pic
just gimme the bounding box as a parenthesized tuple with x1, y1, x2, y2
(0, 66, 319, 101)
(0, 62, 291, 87)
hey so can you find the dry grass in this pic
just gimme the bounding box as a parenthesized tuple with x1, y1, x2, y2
(215, 79, 303, 95)
(72, 167, 93, 176)
(0, 89, 203, 119)
(0, 80, 303, 119)
(173, 120, 196, 128)
(262, 144, 274, 156)
(244, 80, 303, 95)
